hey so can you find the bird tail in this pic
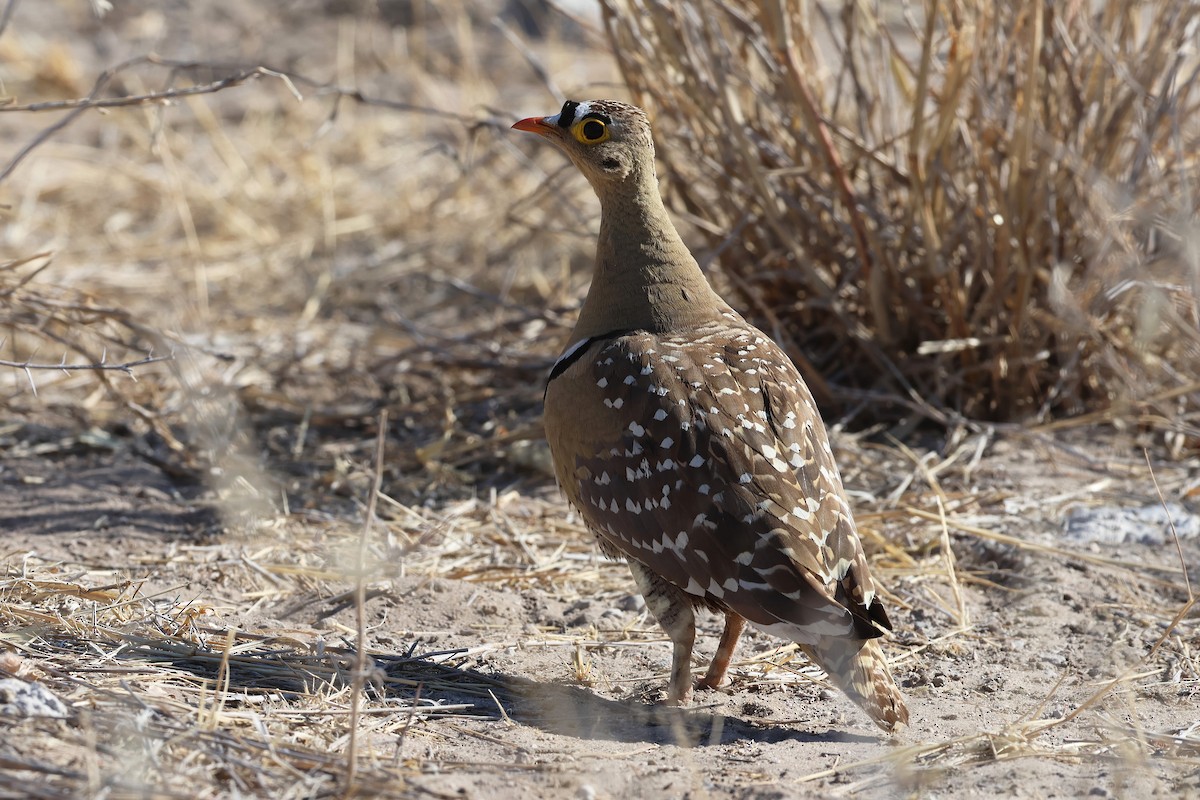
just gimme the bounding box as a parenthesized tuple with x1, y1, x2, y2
(800, 638, 908, 734)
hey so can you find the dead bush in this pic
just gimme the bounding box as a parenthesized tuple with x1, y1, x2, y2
(603, 0, 1200, 441)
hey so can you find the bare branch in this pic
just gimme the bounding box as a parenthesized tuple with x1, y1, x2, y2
(0, 351, 172, 377)
(0, 56, 276, 184)
(0, 54, 501, 185)
(0, 65, 265, 113)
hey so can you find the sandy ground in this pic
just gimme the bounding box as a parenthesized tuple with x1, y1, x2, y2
(3, 423, 1197, 799)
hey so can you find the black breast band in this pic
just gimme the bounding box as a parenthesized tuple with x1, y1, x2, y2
(545, 328, 637, 397)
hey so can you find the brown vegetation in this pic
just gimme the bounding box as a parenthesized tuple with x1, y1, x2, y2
(605, 0, 1200, 434)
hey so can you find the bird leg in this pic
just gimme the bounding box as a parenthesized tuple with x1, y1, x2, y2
(628, 561, 697, 705)
(697, 611, 746, 691)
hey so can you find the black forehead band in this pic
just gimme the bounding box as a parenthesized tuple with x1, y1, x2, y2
(557, 101, 579, 129)
(557, 101, 612, 129)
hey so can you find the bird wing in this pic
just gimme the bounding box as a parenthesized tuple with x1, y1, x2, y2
(558, 322, 890, 644)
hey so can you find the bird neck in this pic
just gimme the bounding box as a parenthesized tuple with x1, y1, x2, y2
(571, 171, 727, 342)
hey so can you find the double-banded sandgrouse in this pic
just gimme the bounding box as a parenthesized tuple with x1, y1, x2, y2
(514, 100, 908, 733)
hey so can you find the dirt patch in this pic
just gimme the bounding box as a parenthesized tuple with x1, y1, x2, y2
(2, 423, 1197, 799)
(1, 427, 216, 551)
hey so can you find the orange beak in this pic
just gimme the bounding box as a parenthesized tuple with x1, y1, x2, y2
(512, 116, 556, 137)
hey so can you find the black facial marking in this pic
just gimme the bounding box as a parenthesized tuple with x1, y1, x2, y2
(557, 100, 579, 129)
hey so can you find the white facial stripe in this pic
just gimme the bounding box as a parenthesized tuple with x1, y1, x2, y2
(551, 338, 591, 373)
(545, 112, 561, 126)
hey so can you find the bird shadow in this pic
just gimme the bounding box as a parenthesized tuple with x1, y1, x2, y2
(114, 636, 876, 748)
(494, 675, 873, 747)
(377, 652, 877, 748)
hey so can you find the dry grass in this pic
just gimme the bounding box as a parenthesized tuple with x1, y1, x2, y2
(1, 445, 1195, 796)
(0, 2, 605, 492)
(603, 0, 1200, 434)
(0, 253, 168, 401)
(0, 561, 504, 798)
(0, 1, 1197, 797)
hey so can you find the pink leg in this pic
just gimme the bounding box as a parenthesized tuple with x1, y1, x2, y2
(697, 612, 746, 690)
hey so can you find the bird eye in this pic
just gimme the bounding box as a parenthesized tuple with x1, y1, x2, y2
(573, 117, 609, 144)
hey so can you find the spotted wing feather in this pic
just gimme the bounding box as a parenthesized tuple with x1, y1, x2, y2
(556, 318, 889, 645)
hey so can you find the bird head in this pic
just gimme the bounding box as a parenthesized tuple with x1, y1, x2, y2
(512, 99, 654, 187)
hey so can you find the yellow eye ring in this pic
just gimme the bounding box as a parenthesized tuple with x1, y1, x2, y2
(572, 117, 610, 144)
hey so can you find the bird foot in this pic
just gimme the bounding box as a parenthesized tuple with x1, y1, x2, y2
(694, 675, 731, 692)
(659, 676, 730, 705)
